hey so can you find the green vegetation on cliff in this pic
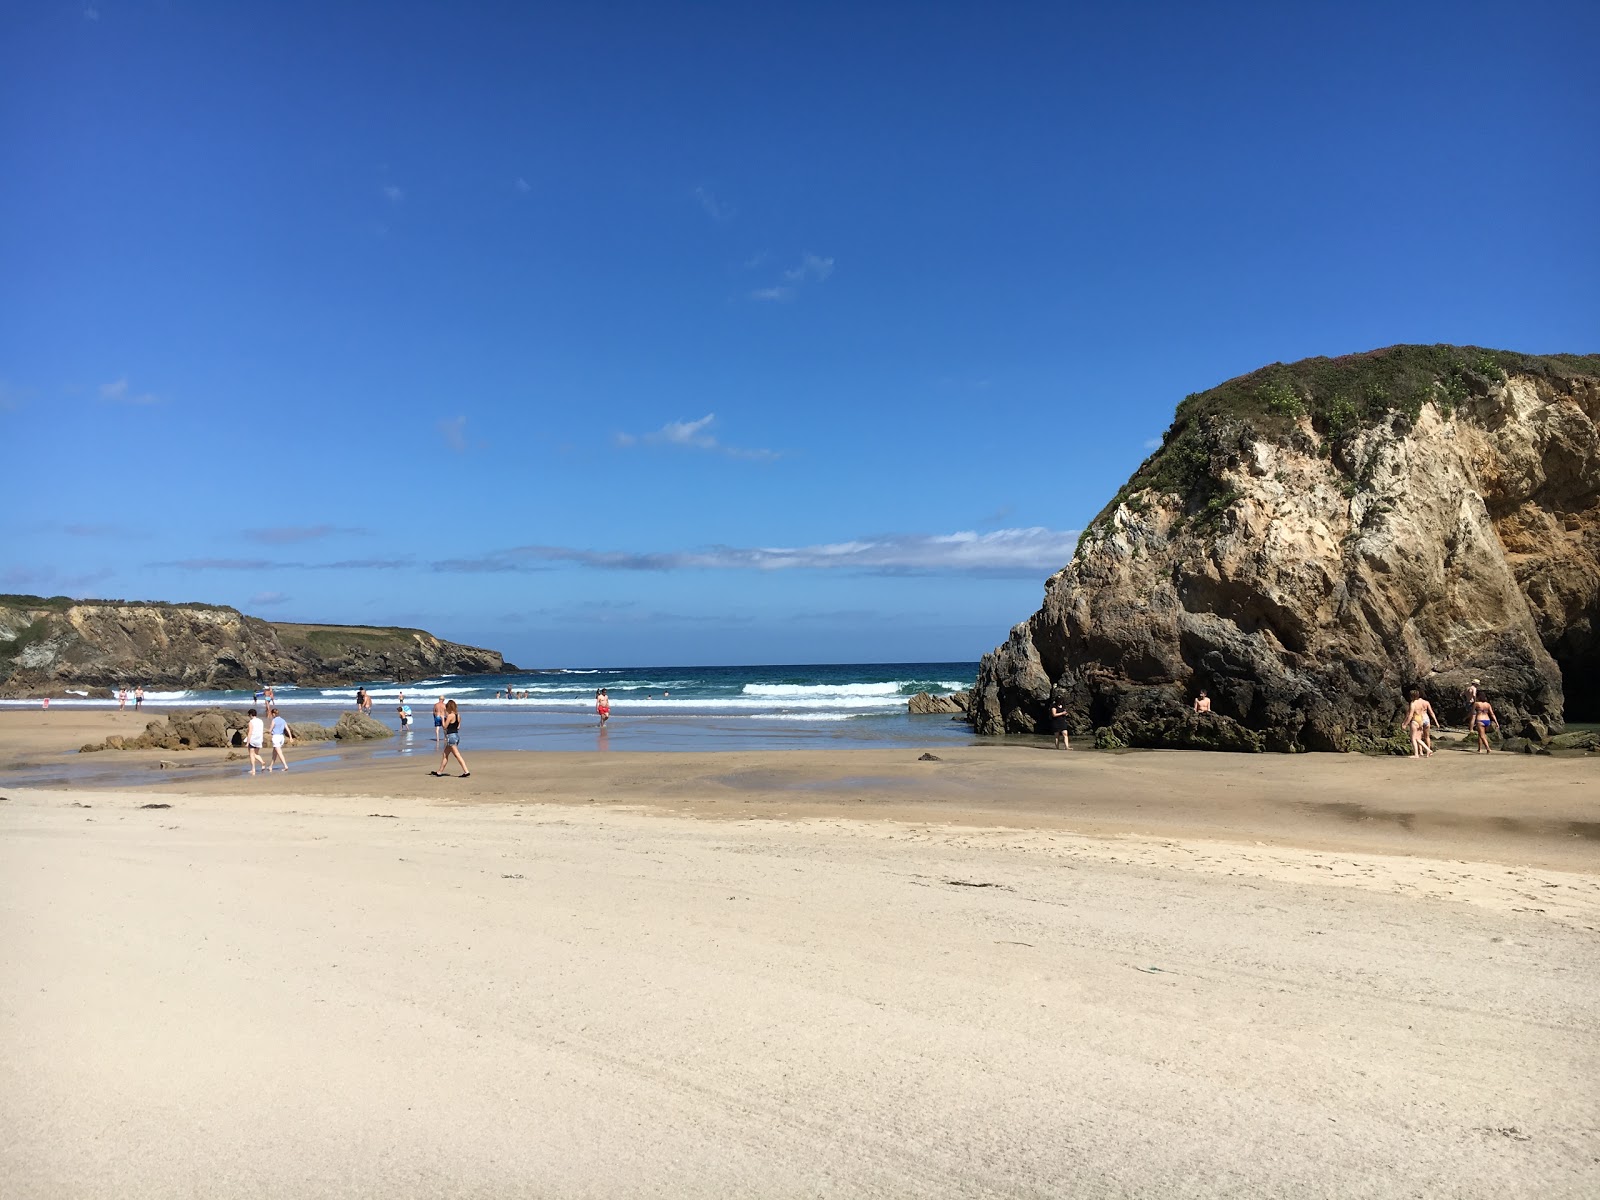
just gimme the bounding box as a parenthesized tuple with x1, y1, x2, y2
(1087, 345, 1600, 540)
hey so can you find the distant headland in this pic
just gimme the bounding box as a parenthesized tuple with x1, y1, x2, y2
(0, 594, 510, 696)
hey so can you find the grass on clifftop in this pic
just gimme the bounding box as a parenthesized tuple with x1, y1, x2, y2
(1085, 345, 1600, 541)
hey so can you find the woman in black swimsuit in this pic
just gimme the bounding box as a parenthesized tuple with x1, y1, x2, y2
(434, 699, 471, 777)
(1049, 698, 1071, 750)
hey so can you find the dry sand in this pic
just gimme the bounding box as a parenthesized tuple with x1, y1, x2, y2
(1, 710, 1597, 1197)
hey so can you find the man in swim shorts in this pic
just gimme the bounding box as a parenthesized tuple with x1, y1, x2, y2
(433, 695, 447, 743)
(596, 688, 610, 725)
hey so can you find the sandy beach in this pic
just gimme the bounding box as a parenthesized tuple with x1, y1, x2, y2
(2, 710, 1597, 1197)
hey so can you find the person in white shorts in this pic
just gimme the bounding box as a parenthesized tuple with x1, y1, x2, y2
(245, 708, 266, 776)
(268, 708, 294, 772)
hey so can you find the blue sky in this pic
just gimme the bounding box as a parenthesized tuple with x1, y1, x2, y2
(4, 1, 1597, 666)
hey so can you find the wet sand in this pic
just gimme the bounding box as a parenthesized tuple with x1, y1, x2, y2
(2, 710, 1597, 1196)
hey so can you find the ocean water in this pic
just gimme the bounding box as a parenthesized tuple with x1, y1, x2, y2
(10, 663, 983, 753)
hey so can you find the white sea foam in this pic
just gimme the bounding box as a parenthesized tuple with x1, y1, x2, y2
(742, 682, 903, 698)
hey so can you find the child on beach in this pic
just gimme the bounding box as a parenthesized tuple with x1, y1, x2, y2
(432, 699, 469, 777)
(1471, 695, 1499, 753)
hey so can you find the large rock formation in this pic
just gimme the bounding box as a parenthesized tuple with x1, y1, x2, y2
(0, 597, 508, 694)
(971, 346, 1600, 751)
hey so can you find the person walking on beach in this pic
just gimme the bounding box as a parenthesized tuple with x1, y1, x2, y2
(433, 695, 446, 743)
(432, 699, 469, 777)
(1193, 690, 1212, 714)
(1471, 694, 1500, 753)
(1405, 690, 1438, 758)
(1049, 698, 1071, 750)
(267, 708, 294, 772)
(135, 685, 144, 710)
(245, 708, 266, 776)
(596, 688, 610, 726)
(117, 687, 127, 711)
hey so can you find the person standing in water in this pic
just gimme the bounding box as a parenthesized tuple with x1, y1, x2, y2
(245, 708, 266, 776)
(1049, 698, 1071, 750)
(1405, 690, 1438, 758)
(135, 685, 144, 710)
(596, 688, 610, 725)
(267, 708, 294, 771)
(1471, 694, 1500, 753)
(433, 695, 447, 743)
(432, 699, 469, 777)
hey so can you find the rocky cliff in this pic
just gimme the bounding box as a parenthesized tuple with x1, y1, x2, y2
(0, 597, 508, 694)
(971, 346, 1600, 751)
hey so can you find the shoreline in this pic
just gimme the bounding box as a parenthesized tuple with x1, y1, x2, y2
(3, 709, 1596, 873)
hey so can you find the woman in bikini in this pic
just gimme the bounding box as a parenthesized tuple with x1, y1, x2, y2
(433, 699, 470, 777)
(1405, 690, 1438, 758)
(1472, 695, 1499, 753)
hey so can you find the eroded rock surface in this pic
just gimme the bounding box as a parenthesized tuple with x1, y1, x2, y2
(972, 347, 1600, 751)
(0, 599, 506, 693)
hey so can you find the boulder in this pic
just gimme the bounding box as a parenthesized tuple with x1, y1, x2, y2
(908, 692, 964, 715)
(1550, 729, 1600, 751)
(285, 722, 336, 743)
(169, 710, 231, 748)
(334, 711, 394, 741)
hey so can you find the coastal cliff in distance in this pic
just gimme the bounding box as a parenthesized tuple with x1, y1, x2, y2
(0, 596, 508, 694)
(972, 345, 1600, 751)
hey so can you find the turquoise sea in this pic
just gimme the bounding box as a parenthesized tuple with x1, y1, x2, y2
(10, 662, 982, 754)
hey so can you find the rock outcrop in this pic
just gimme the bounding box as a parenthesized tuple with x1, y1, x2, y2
(79, 709, 385, 751)
(972, 346, 1600, 751)
(0, 597, 508, 694)
(907, 690, 971, 715)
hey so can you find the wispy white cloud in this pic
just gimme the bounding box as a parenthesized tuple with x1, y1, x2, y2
(694, 186, 734, 221)
(614, 413, 777, 460)
(783, 252, 835, 283)
(1143, 437, 1163, 451)
(83, 6, 99, 21)
(749, 286, 794, 302)
(383, 184, 404, 203)
(515, 177, 531, 194)
(741, 251, 770, 270)
(439, 415, 468, 452)
(98, 377, 161, 404)
(432, 527, 1079, 578)
(248, 591, 290, 607)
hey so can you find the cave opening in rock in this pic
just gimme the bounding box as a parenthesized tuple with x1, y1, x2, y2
(1555, 647, 1600, 723)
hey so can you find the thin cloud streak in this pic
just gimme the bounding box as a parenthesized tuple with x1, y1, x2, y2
(149, 557, 411, 571)
(244, 525, 367, 545)
(431, 527, 1080, 578)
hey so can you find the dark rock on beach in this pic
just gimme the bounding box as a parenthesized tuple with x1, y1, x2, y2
(971, 346, 1600, 751)
(334, 712, 394, 741)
